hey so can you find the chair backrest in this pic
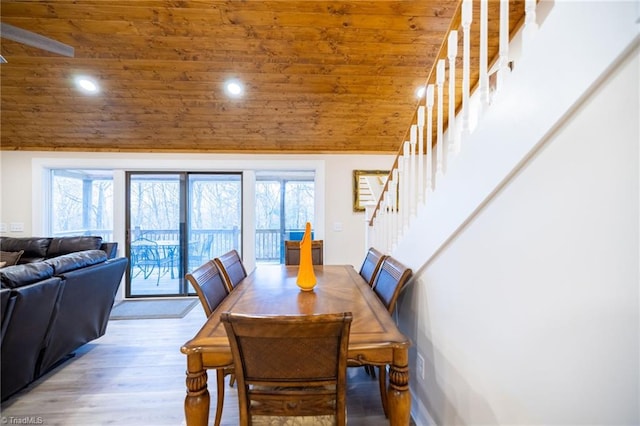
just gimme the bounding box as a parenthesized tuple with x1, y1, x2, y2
(221, 312, 352, 426)
(131, 237, 159, 257)
(214, 249, 247, 292)
(185, 261, 229, 317)
(371, 256, 412, 314)
(284, 240, 324, 265)
(358, 247, 387, 287)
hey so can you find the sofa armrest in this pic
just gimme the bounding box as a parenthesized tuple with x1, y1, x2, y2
(100, 242, 118, 259)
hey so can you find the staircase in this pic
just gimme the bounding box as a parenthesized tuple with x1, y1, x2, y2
(365, 1, 639, 424)
(366, 0, 640, 273)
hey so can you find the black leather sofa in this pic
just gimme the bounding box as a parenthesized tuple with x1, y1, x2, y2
(0, 236, 128, 400)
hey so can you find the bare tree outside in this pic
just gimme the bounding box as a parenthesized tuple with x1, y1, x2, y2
(51, 169, 114, 240)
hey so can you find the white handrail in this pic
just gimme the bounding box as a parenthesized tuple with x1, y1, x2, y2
(368, 0, 537, 253)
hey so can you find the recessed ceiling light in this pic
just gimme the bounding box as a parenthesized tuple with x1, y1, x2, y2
(75, 76, 100, 94)
(224, 79, 244, 98)
(415, 86, 426, 99)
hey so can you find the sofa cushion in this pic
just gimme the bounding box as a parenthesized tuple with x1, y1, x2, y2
(0, 237, 52, 263)
(0, 251, 24, 266)
(47, 236, 103, 259)
(44, 250, 107, 275)
(0, 262, 55, 288)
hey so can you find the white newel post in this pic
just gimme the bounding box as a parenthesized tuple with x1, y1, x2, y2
(379, 194, 386, 252)
(436, 59, 445, 180)
(461, 0, 472, 136)
(386, 173, 393, 251)
(364, 205, 374, 251)
(426, 84, 434, 195)
(447, 30, 459, 154)
(391, 168, 399, 249)
(409, 125, 417, 218)
(417, 106, 425, 205)
(376, 195, 383, 252)
(380, 193, 388, 252)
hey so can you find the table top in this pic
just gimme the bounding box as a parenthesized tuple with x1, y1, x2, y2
(181, 264, 410, 365)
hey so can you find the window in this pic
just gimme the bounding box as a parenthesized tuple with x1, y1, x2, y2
(255, 172, 315, 263)
(50, 169, 114, 240)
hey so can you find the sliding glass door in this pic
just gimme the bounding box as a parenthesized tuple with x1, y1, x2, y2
(187, 173, 242, 271)
(126, 172, 242, 297)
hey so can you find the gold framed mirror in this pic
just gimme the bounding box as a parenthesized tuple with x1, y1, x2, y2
(353, 170, 389, 212)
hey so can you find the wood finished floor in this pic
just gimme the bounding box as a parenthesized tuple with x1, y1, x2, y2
(0, 300, 404, 425)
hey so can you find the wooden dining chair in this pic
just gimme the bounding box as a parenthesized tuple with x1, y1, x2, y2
(357, 247, 388, 377)
(369, 256, 412, 417)
(185, 261, 233, 426)
(284, 240, 324, 265)
(185, 260, 229, 318)
(358, 247, 387, 287)
(221, 312, 353, 426)
(213, 249, 247, 292)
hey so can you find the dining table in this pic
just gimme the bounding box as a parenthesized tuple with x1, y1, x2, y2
(180, 264, 412, 425)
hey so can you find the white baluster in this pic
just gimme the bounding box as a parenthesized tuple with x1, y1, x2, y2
(498, 0, 510, 90)
(398, 149, 405, 237)
(479, 0, 489, 111)
(462, 0, 473, 136)
(380, 195, 387, 252)
(402, 141, 410, 232)
(426, 84, 434, 194)
(524, 0, 539, 49)
(377, 195, 384, 252)
(377, 195, 383, 252)
(436, 59, 445, 179)
(417, 106, 425, 205)
(388, 172, 394, 250)
(409, 125, 417, 217)
(391, 168, 399, 249)
(447, 30, 459, 154)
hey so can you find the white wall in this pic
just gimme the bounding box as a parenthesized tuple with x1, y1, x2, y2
(398, 34, 639, 426)
(0, 152, 393, 270)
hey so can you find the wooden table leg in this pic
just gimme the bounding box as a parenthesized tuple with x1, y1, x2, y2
(185, 353, 210, 426)
(387, 347, 411, 425)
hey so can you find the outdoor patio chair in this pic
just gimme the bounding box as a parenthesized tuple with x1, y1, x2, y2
(130, 237, 173, 286)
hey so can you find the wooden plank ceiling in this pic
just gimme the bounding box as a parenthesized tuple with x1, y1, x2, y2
(0, 1, 523, 154)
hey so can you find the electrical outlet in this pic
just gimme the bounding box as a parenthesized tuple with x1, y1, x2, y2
(10, 222, 24, 232)
(416, 352, 425, 380)
(0, 223, 6, 232)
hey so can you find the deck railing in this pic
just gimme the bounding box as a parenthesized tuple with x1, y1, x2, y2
(366, 0, 539, 252)
(54, 227, 297, 263)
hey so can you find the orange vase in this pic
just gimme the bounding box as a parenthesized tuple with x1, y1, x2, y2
(296, 222, 317, 291)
